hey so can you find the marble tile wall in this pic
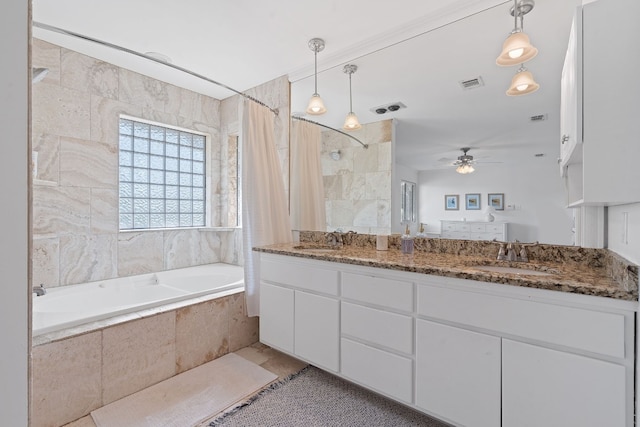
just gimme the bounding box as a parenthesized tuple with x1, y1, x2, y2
(321, 119, 393, 235)
(31, 290, 259, 427)
(31, 38, 238, 288)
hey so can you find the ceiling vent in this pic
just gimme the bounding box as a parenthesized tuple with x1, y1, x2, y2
(459, 76, 484, 90)
(370, 102, 407, 115)
(530, 113, 548, 122)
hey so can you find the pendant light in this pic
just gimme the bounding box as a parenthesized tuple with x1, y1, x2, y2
(496, 0, 538, 67)
(306, 38, 327, 115)
(342, 64, 362, 131)
(506, 65, 540, 96)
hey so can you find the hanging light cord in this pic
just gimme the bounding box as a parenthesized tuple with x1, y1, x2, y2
(348, 72, 354, 113)
(33, 21, 279, 115)
(292, 116, 368, 149)
(313, 47, 319, 96)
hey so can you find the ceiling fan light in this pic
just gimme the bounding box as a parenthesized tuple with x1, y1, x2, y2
(496, 32, 538, 66)
(456, 163, 475, 174)
(506, 68, 540, 96)
(343, 112, 362, 131)
(306, 94, 327, 115)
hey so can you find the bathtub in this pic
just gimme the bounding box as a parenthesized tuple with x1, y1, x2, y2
(33, 263, 244, 337)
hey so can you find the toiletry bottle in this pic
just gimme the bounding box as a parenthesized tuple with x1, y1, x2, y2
(401, 225, 414, 254)
(416, 223, 426, 238)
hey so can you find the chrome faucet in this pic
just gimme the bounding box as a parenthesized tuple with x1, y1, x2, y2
(326, 232, 343, 247)
(342, 230, 357, 245)
(496, 243, 507, 261)
(33, 284, 46, 296)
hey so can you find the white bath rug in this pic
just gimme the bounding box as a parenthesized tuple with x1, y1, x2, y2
(91, 353, 278, 427)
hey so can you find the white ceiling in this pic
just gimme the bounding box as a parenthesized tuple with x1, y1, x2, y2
(32, 0, 581, 172)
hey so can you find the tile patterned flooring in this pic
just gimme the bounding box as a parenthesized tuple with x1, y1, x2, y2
(62, 342, 307, 427)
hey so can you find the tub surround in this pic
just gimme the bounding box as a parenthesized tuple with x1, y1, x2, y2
(256, 232, 638, 301)
(31, 289, 258, 427)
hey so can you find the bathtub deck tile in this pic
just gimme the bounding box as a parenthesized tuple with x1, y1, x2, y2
(102, 312, 176, 405)
(175, 297, 230, 373)
(229, 292, 259, 352)
(31, 331, 102, 427)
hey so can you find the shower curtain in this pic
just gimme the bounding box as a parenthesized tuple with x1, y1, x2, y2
(290, 120, 326, 231)
(242, 100, 292, 317)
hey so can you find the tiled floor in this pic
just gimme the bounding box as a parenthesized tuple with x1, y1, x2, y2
(62, 342, 307, 427)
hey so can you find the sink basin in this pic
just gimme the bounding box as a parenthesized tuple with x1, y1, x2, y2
(471, 265, 556, 277)
(293, 244, 340, 253)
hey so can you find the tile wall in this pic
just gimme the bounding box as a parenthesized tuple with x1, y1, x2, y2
(321, 119, 394, 235)
(31, 38, 235, 288)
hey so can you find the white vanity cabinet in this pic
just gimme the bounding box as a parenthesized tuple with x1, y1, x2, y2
(260, 255, 340, 372)
(416, 320, 501, 427)
(441, 220, 507, 241)
(257, 252, 636, 426)
(502, 339, 627, 427)
(340, 272, 414, 403)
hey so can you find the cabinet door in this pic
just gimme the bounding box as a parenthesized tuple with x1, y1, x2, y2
(502, 339, 628, 427)
(416, 320, 501, 427)
(294, 291, 339, 371)
(259, 283, 294, 353)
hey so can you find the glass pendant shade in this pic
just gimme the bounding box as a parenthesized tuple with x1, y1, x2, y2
(496, 32, 538, 66)
(506, 68, 540, 96)
(343, 112, 361, 131)
(306, 94, 327, 115)
(456, 163, 475, 174)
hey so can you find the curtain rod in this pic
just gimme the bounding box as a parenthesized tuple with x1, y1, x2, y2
(292, 116, 368, 149)
(32, 21, 279, 116)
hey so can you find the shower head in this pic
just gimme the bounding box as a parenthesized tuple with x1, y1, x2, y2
(32, 67, 49, 84)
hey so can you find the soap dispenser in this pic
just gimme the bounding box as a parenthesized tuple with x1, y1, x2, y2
(416, 223, 426, 238)
(401, 224, 414, 254)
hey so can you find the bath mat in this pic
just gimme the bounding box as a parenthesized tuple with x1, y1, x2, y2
(91, 353, 277, 427)
(209, 366, 450, 426)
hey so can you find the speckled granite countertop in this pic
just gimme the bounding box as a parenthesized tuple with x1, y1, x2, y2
(255, 242, 638, 302)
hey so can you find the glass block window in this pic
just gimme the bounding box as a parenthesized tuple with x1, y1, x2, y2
(118, 118, 206, 230)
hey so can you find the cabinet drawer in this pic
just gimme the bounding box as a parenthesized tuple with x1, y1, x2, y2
(342, 272, 413, 312)
(471, 224, 486, 232)
(417, 284, 626, 358)
(341, 302, 413, 354)
(261, 256, 339, 295)
(341, 338, 413, 403)
(442, 222, 455, 232)
(486, 224, 504, 233)
(454, 223, 471, 232)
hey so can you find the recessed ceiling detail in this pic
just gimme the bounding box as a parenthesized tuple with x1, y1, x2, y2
(370, 102, 406, 115)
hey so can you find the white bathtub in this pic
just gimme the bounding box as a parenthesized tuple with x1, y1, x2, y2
(33, 263, 244, 336)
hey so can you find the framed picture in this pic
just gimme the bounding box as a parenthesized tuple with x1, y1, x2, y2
(465, 193, 481, 210)
(444, 194, 459, 210)
(488, 193, 504, 210)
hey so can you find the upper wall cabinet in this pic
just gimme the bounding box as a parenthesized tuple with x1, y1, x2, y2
(561, 0, 640, 206)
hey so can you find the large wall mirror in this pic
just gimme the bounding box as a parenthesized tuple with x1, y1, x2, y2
(290, 0, 582, 245)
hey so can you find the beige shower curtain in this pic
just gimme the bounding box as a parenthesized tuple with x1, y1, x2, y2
(290, 120, 326, 231)
(242, 100, 292, 317)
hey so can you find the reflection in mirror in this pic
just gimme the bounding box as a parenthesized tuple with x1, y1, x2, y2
(291, 0, 581, 245)
(318, 119, 393, 235)
(401, 180, 416, 224)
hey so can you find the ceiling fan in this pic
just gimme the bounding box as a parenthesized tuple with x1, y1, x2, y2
(452, 147, 476, 174)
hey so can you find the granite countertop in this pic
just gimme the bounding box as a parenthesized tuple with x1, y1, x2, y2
(255, 242, 638, 302)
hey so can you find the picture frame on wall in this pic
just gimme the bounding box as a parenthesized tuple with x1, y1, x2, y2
(444, 194, 459, 210)
(488, 193, 504, 210)
(465, 193, 481, 210)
